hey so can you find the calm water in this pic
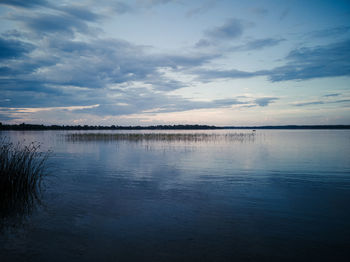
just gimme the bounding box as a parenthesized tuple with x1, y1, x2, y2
(1, 130, 350, 261)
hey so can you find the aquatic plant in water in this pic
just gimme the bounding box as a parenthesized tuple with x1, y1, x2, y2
(0, 139, 50, 225)
(66, 132, 256, 142)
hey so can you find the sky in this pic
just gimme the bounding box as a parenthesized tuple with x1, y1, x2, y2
(0, 0, 349, 126)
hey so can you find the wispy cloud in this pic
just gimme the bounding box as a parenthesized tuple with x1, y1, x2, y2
(268, 40, 350, 81)
(193, 68, 262, 82)
(195, 18, 249, 48)
(254, 97, 278, 107)
(230, 38, 285, 51)
(323, 93, 340, 97)
(193, 39, 350, 82)
(205, 18, 245, 40)
(292, 99, 350, 107)
(292, 101, 324, 107)
(308, 26, 350, 38)
(251, 7, 269, 16)
(279, 8, 290, 21)
(111, 1, 133, 14)
(186, 0, 217, 18)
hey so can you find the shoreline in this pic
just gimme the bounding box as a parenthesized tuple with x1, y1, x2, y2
(1, 123, 350, 131)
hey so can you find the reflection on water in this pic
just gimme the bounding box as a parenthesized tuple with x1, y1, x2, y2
(0, 130, 350, 261)
(0, 189, 41, 233)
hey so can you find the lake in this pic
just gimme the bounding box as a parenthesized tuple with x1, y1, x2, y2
(1, 129, 350, 261)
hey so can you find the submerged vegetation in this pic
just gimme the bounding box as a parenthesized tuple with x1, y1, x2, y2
(0, 139, 50, 223)
(66, 132, 256, 142)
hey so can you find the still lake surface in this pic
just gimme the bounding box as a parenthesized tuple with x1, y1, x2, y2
(1, 129, 350, 261)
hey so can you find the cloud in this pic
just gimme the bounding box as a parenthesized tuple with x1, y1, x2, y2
(0, 37, 34, 60)
(96, 0, 181, 15)
(153, 97, 246, 113)
(205, 18, 245, 40)
(40, 88, 240, 117)
(323, 93, 340, 97)
(186, 0, 216, 18)
(112, 1, 133, 14)
(59, 5, 101, 21)
(0, 0, 50, 9)
(16, 13, 91, 36)
(230, 38, 284, 51)
(158, 52, 218, 69)
(0, 113, 17, 121)
(251, 7, 269, 16)
(141, 0, 175, 6)
(193, 39, 350, 82)
(1, 81, 276, 120)
(1, 1, 347, 124)
(333, 99, 350, 104)
(293, 101, 324, 107)
(196, 37, 283, 51)
(308, 26, 350, 38)
(4, 1, 103, 39)
(279, 8, 290, 21)
(254, 97, 278, 107)
(145, 79, 186, 91)
(268, 39, 350, 81)
(79, 94, 276, 116)
(195, 39, 213, 48)
(0, 27, 218, 113)
(292, 99, 350, 107)
(195, 21, 282, 53)
(193, 68, 263, 82)
(241, 38, 284, 50)
(1, 0, 101, 23)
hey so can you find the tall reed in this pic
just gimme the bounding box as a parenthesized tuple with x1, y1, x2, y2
(0, 139, 50, 231)
(0, 139, 49, 201)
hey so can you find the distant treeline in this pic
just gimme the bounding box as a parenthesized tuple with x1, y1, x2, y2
(0, 123, 350, 130)
(0, 123, 219, 130)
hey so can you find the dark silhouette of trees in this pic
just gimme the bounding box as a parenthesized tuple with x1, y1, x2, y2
(0, 122, 349, 130)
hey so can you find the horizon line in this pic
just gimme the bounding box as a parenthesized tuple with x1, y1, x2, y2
(1, 123, 350, 130)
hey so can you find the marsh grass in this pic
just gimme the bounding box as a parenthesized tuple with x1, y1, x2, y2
(0, 139, 50, 225)
(66, 132, 256, 142)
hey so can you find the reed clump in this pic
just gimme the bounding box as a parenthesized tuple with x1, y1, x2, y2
(66, 132, 255, 142)
(0, 139, 49, 201)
